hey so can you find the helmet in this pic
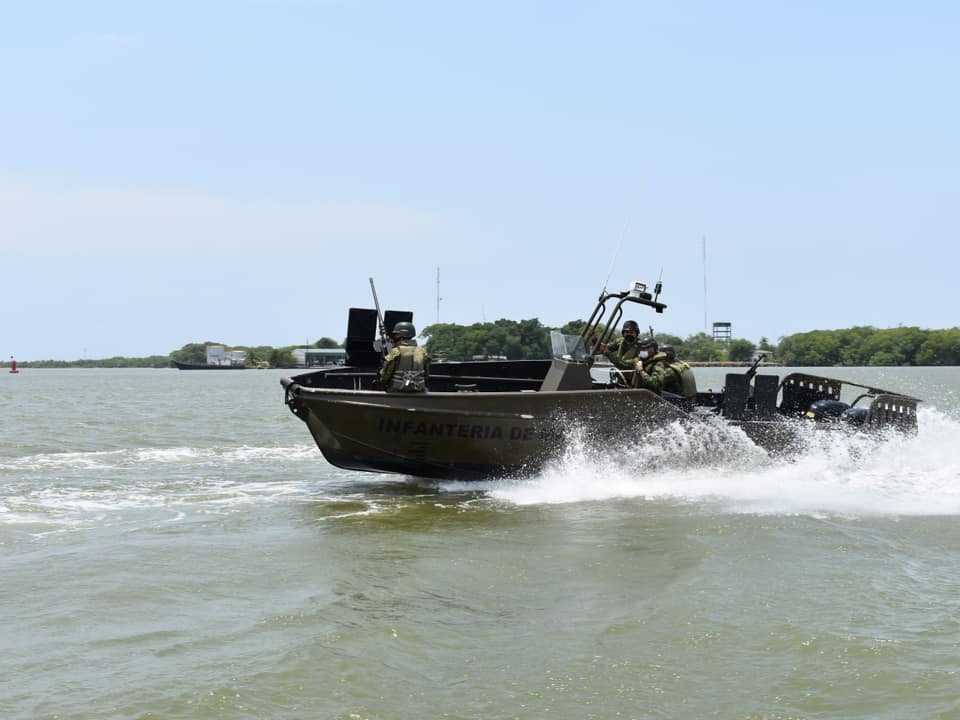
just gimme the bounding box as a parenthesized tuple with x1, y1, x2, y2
(660, 344, 676, 360)
(622, 320, 639, 334)
(637, 336, 658, 350)
(392, 321, 416, 339)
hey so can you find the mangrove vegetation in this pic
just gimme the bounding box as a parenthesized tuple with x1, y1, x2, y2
(4, 324, 959, 368)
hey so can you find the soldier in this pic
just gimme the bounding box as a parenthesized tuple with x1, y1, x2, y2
(660, 344, 698, 400)
(597, 320, 642, 382)
(378, 321, 430, 393)
(632, 337, 697, 402)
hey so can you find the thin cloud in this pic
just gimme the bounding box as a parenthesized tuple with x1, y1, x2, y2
(102, 32, 136, 47)
(0, 177, 453, 257)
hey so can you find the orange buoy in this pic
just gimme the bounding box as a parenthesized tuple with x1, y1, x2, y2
(9, 356, 18, 373)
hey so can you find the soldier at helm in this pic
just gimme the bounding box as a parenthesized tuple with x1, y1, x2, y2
(632, 337, 697, 401)
(378, 321, 431, 393)
(597, 320, 642, 381)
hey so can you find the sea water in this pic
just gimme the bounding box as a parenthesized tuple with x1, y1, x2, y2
(2, 367, 960, 719)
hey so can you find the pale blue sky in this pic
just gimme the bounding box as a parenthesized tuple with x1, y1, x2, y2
(2, 1, 957, 360)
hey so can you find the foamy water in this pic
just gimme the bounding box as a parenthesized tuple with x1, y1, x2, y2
(484, 407, 960, 516)
(0, 435, 323, 529)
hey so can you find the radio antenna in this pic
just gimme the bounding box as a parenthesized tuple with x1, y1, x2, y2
(602, 222, 628, 293)
(702, 235, 708, 332)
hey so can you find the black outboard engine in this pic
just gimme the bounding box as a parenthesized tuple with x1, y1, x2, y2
(840, 406, 868, 425)
(805, 399, 850, 421)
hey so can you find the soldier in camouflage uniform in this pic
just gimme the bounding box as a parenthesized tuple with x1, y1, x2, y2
(598, 320, 642, 382)
(632, 337, 697, 401)
(378, 321, 430, 393)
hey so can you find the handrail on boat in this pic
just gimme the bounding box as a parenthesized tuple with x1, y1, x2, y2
(579, 284, 668, 357)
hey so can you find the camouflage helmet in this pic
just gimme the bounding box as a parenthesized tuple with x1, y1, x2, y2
(392, 321, 416, 339)
(637, 336, 658, 350)
(660, 344, 676, 360)
(622, 320, 640, 334)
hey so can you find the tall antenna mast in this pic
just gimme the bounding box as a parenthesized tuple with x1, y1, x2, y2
(436, 267, 441, 324)
(702, 235, 708, 332)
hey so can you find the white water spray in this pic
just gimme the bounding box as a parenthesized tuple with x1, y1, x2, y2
(486, 408, 960, 517)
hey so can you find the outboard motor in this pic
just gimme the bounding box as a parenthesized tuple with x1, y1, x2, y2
(805, 399, 850, 421)
(840, 406, 868, 425)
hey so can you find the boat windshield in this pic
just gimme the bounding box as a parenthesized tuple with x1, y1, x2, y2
(550, 331, 589, 361)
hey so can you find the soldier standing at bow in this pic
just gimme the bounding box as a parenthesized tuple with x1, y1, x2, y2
(378, 321, 430, 393)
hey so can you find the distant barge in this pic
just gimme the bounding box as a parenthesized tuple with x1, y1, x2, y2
(171, 360, 246, 370)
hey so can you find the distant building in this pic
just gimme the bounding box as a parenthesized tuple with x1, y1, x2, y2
(305, 348, 346, 367)
(206, 345, 225, 364)
(206, 345, 245, 366)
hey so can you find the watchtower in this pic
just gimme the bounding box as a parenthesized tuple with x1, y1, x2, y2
(712, 321, 732, 344)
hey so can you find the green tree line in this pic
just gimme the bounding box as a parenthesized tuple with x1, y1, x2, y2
(775, 326, 960, 366)
(6, 355, 174, 369)
(169, 337, 342, 368)
(6, 325, 959, 368)
(421, 319, 554, 360)
(6, 337, 343, 369)
(421, 319, 775, 363)
(422, 319, 960, 366)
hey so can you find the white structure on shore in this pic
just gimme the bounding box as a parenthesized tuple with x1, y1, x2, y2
(291, 348, 346, 367)
(206, 345, 246, 366)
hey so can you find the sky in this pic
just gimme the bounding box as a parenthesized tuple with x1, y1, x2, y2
(2, 1, 958, 361)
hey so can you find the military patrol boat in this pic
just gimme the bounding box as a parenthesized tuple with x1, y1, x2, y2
(281, 282, 920, 480)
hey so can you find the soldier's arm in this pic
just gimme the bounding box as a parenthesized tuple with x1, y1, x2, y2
(610, 341, 639, 370)
(378, 349, 399, 385)
(602, 338, 621, 363)
(633, 362, 668, 393)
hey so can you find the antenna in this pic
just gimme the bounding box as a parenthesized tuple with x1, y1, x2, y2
(702, 235, 707, 332)
(436, 267, 441, 324)
(602, 222, 628, 292)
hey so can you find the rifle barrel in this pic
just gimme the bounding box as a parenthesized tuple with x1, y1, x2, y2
(369, 277, 390, 358)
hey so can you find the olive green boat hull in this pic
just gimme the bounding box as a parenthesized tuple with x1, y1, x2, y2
(281, 366, 919, 481)
(285, 386, 689, 480)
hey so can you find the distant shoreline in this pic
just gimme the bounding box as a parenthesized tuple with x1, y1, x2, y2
(688, 361, 782, 368)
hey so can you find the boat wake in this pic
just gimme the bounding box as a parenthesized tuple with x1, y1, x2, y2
(480, 407, 960, 517)
(0, 444, 318, 474)
(0, 444, 321, 533)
